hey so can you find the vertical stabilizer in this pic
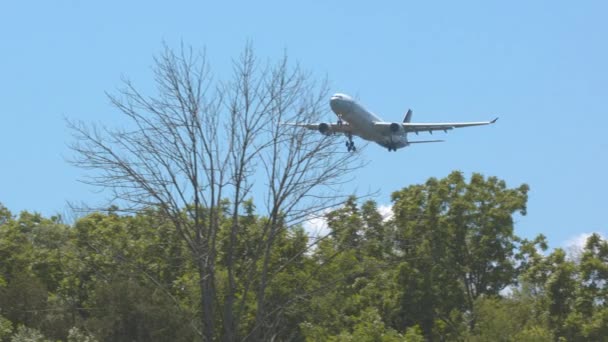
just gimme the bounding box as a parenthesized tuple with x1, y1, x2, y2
(403, 109, 413, 123)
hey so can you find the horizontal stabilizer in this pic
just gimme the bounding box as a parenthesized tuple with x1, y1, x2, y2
(408, 140, 444, 144)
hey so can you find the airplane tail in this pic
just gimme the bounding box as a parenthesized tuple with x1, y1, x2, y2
(408, 140, 444, 144)
(403, 109, 413, 123)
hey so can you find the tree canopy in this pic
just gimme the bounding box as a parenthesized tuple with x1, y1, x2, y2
(2, 171, 605, 341)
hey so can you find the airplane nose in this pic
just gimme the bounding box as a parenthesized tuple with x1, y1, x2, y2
(330, 97, 340, 112)
(330, 94, 350, 114)
(330, 98, 345, 114)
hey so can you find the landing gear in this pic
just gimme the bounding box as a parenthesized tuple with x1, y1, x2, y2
(346, 134, 356, 152)
(346, 140, 356, 152)
(337, 116, 343, 126)
(387, 146, 396, 152)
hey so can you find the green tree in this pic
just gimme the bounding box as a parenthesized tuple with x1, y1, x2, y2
(523, 248, 577, 339)
(0, 314, 13, 341)
(465, 295, 551, 342)
(559, 233, 608, 341)
(390, 171, 530, 338)
(577, 233, 608, 314)
(328, 308, 404, 342)
(0, 210, 73, 339)
(84, 278, 194, 342)
(300, 198, 401, 340)
(9, 326, 51, 342)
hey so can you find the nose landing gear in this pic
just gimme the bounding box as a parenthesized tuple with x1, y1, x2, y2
(346, 134, 356, 152)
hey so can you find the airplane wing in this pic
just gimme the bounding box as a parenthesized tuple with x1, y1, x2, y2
(283, 122, 354, 135)
(374, 117, 498, 134)
(408, 139, 445, 144)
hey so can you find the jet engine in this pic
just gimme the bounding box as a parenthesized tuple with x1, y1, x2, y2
(390, 122, 402, 133)
(318, 123, 332, 135)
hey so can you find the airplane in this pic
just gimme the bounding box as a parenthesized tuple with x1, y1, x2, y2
(288, 93, 498, 152)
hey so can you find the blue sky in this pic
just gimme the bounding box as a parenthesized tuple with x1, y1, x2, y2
(1, 1, 606, 248)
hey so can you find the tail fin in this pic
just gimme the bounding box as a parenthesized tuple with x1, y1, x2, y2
(403, 109, 413, 123)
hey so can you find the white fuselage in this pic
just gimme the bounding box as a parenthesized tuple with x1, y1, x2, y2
(330, 93, 408, 149)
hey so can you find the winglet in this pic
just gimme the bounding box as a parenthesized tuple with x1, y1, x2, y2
(491, 117, 499, 124)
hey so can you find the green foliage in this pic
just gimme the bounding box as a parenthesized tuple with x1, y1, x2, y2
(390, 171, 529, 337)
(0, 204, 11, 226)
(84, 279, 194, 342)
(0, 315, 13, 341)
(514, 326, 553, 342)
(403, 325, 424, 342)
(9, 326, 50, 342)
(0, 172, 605, 340)
(464, 295, 551, 341)
(66, 327, 98, 342)
(328, 308, 404, 342)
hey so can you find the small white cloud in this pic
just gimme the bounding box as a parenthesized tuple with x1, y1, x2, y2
(500, 285, 514, 297)
(302, 204, 394, 239)
(377, 204, 393, 221)
(563, 232, 606, 260)
(564, 232, 606, 249)
(565, 233, 592, 250)
(303, 214, 329, 238)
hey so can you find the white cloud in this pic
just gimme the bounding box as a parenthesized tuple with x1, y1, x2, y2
(563, 232, 607, 249)
(302, 214, 329, 238)
(563, 232, 606, 260)
(377, 204, 394, 221)
(302, 203, 394, 239)
(564, 233, 593, 250)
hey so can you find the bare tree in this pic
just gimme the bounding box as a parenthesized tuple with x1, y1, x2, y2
(69, 43, 361, 341)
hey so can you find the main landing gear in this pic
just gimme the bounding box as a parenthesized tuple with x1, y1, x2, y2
(346, 134, 356, 152)
(387, 146, 396, 152)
